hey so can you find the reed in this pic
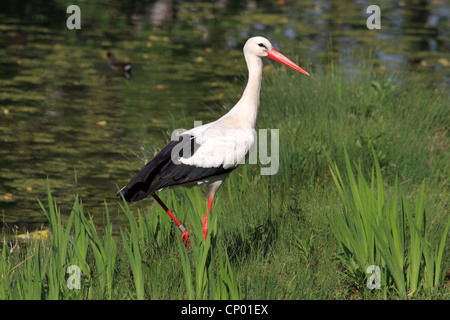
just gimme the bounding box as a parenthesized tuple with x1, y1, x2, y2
(119, 198, 145, 299)
(327, 150, 449, 298)
(170, 188, 240, 299)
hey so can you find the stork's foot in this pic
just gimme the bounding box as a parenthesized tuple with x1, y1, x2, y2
(202, 211, 208, 241)
(181, 230, 191, 250)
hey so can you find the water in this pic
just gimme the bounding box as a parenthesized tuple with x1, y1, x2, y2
(1, 0, 448, 230)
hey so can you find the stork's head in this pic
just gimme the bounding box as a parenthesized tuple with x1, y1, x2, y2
(244, 36, 274, 57)
(244, 36, 310, 76)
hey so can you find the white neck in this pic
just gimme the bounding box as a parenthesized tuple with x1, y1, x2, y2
(226, 52, 262, 129)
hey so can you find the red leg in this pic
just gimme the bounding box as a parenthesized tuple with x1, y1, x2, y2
(202, 195, 214, 241)
(152, 194, 190, 249)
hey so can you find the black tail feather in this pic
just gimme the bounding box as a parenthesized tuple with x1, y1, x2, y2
(118, 134, 234, 202)
(117, 137, 181, 202)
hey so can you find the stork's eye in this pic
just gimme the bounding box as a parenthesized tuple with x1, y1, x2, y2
(258, 43, 267, 49)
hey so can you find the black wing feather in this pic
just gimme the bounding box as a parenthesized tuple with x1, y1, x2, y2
(118, 134, 233, 202)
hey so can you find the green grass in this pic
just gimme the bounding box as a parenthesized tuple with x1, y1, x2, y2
(0, 58, 448, 299)
(328, 149, 449, 298)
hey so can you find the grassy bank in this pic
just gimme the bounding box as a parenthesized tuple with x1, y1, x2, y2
(1, 60, 448, 299)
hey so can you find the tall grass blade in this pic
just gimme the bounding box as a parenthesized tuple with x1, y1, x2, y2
(119, 199, 145, 300)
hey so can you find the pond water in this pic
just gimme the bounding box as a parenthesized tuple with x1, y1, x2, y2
(0, 0, 449, 230)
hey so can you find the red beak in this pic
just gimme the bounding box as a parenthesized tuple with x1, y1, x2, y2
(267, 48, 310, 76)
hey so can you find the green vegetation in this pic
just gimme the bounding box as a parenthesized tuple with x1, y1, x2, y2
(328, 150, 449, 298)
(1, 60, 448, 299)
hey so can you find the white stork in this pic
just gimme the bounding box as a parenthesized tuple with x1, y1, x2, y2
(118, 36, 309, 248)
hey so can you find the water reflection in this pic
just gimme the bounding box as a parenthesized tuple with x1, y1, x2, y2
(0, 0, 448, 230)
